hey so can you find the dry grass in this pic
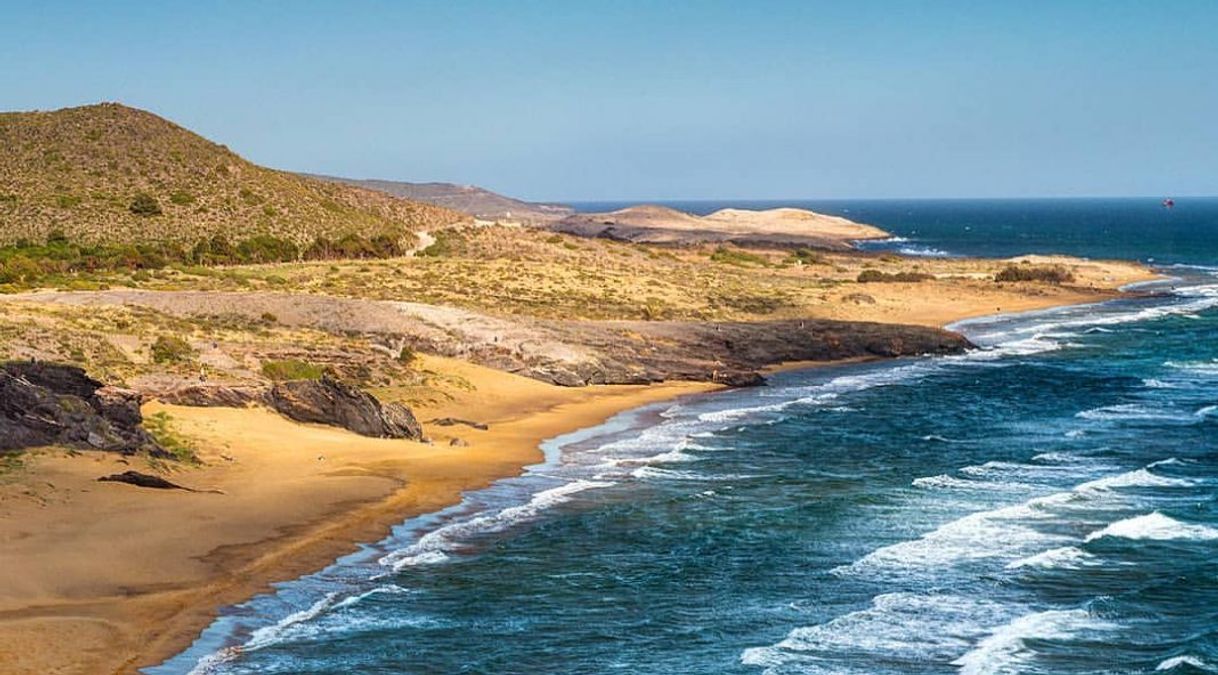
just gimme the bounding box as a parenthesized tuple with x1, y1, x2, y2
(94, 226, 1149, 325)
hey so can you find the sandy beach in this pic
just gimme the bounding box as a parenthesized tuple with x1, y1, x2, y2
(0, 260, 1161, 674)
(0, 356, 713, 675)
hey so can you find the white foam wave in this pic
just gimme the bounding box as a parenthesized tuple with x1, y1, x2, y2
(840, 461, 1189, 578)
(1084, 512, 1218, 543)
(380, 479, 612, 570)
(1157, 655, 1217, 672)
(603, 448, 698, 466)
(1076, 403, 1196, 423)
(1165, 359, 1218, 374)
(1005, 546, 1094, 570)
(834, 500, 1063, 578)
(953, 609, 1116, 675)
(631, 466, 744, 482)
(912, 474, 991, 490)
(742, 593, 1010, 670)
(1143, 378, 1181, 389)
(1076, 468, 1194, 492)
(898, 245, 951, 257)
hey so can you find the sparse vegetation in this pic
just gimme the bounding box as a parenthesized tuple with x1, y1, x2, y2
(143, 411, 200, 464)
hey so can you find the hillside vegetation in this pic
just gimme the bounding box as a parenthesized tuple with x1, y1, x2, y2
(0, 103, 466, 246)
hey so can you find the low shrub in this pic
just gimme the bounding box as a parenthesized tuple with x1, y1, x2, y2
(857, 270, 934, 283)
(994, 264, 1074, 284)
(710, 246, 768, 267)
(151, 335, 194, 363)
(129, 192, 162, 216)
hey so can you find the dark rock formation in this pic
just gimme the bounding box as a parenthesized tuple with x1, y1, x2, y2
(428, 417, 490, 431)
(267, 374, 424, 440)
(527, 318, 973, 387)
(98, 470, 190, 490)
(0, 362, 163, 455)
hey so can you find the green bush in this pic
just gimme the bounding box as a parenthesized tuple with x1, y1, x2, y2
(857, 269, 934, 283)
(169, 190, 195, 205)
(994, 264, 1074, 284)
(786, 248, 828, 265)
(709, 246, 768, 267)
(261, 359, 324, 381)
(129, 192, 162, 216)
(397, 346, 417, 365)
(151, 335, 194, 363)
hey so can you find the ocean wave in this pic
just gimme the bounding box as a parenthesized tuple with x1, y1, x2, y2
(630, 466, 746, 482)
(1076, 467, 1194, 492)
(1076, 403, 1198, 423)
(952, 609, 1117, 675)
(1157, 655, 1217, 672)
(1143, 378, 1182, 389)
(833, 500, 1063, 579)
(957, 282, 1218, 347)
(839, 461, 1191, 578)
(897, 245, 952, 257)
(1164, 359, 1218, 374)
(742, 593, 1011, 670)
(380, 479, 612, 570)
(912, 474, 995, 490)
(1084, 512, 1218, 543)
(603, 447, 699, 467)
(1005, 546, 1094, 570)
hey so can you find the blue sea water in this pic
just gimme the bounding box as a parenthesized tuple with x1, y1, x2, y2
(154, 199, 1218, 675)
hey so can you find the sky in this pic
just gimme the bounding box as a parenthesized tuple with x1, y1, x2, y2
(1, 1, 1216, 201)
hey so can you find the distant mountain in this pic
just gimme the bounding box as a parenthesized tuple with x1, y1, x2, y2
(548, 204, 890, 249)
(0, 103, 466, 246)
(307, 175, 573, 224)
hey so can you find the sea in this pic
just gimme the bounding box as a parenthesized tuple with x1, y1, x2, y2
(153, 198, 1218, 675)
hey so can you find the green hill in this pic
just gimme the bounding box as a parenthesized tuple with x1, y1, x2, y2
(0, 103, 466, 246)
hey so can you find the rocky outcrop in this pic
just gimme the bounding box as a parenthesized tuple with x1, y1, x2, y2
(0, 362, 163, 455)
(266, 374, 424, 440)
(157, 384, 265, 408)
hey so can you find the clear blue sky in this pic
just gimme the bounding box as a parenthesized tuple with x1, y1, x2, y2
(2, 1, 1215, 201)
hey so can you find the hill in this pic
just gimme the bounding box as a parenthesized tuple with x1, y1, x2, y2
(0, 103, 466, 246)
(548, 204, 889, 249)
(308, 175, 573, 224)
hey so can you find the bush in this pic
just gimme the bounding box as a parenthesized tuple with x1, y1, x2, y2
(857, 270, 934, 283)
(709, 246, 768, 267)
(994, 264, 1074, 284)
(397, 346, 417, 365)
(261, 359, 324, 381)
(151, 335, 194, 363)
(786, 248, 828, 265)
(169, 190, 195, 205)
(129, 192, 162, 216)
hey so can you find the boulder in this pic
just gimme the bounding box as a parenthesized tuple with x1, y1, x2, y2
(0, 362, 163, 455)
(267, 374, 423, 440)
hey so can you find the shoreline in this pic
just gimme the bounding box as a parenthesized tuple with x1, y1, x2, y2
(0, 268, 1161, 674)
